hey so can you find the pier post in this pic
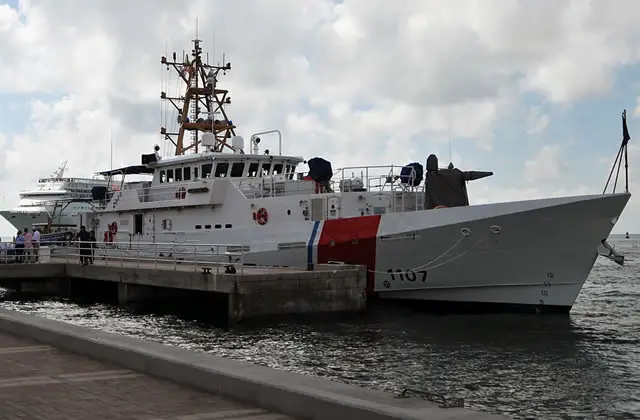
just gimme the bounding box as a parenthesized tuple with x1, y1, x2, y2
(117, 283, 152, 304)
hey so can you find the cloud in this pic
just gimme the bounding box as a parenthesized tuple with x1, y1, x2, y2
(1, 0, 640, 235)
(524, 145, 569, 184)
(526, 107, 550, 135)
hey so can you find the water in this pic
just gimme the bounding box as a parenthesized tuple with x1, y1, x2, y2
(1, 236, 639, 419)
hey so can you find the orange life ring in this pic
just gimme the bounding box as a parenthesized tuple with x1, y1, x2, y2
(175, 187, 187, 199)
(256, 208, 268, 225)
(434, 205, 448, 209)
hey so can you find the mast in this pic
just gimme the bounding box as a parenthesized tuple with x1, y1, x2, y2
(54, 161, 68, 179)
(160, 36, 236, 155)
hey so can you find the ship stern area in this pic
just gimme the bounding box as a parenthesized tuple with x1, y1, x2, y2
(373, 192, 630, 314)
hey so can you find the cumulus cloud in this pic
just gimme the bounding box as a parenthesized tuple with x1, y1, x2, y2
(1, 0, 640, 235)
(524, 145, 569, 184)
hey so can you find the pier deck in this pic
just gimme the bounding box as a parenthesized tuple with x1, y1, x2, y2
(0, 247, 366, 327)
(0, 329, 294, 420)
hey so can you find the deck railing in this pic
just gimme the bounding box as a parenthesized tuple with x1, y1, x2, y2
(89, 164, 426, 213)
(0, 240, 246, 274)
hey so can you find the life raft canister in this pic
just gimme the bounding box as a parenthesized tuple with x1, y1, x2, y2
(256, 208, 269, 225)
(104, 221, 118, 242)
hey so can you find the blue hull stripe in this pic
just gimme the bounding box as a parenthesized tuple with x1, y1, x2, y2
(307, 221, 321, 267)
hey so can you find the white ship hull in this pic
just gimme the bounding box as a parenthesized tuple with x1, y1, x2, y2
(0, 210, 48, 233)
(93, 192, 629, 313)
(0, 207, 85, 233)
(0, 160, 110, 233)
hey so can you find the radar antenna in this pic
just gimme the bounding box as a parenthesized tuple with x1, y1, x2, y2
(160, 34, 235, 155)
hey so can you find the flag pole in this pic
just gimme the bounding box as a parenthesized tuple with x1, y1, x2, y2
(622, 109, 630, 193)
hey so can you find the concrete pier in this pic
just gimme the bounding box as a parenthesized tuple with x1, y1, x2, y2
(0, 258, 366, 327)
(0, 308, 505, 420)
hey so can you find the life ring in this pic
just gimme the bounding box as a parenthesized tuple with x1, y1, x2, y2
(256, 208, 268, 225)
(175, 187, 187, 199)
(434, 205, 448, 209)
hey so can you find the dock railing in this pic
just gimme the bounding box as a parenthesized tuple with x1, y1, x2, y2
(0, 240, 246, 274)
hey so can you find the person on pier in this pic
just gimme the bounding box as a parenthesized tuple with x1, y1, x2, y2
(23, 228, 33, 263)
(77, 226, 91, 266)
(14, 231, 24, 263)
(32, 228, 40, 263)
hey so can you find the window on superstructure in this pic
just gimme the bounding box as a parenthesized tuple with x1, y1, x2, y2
(183, 167, 191, 181)
(261, 164, 271, 176)
(247, 162, 259, 177)
(285, 165, 294, 180)
(214, 162, 229, 177)
(175, 168, 182, 182)
(166, 169, 174, 182)
(202, 164, 212, 178)
(273, 163, 283, 175)
(230, 162, 244, 177)
(193, 167, 199, 179)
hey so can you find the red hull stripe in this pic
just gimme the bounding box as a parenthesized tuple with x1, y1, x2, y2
(316, 215, 381, 294)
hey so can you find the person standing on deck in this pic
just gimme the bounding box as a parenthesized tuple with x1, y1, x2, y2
(23, 228, 33, 263)
(32, 228, 40, 263)
(77, 225, 91, 265)
(14, 231, 24, 263)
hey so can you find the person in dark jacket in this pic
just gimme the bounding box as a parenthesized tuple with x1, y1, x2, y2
(77, 226, 92, 265)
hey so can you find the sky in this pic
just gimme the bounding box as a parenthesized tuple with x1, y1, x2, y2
(1, 0, 640, 238)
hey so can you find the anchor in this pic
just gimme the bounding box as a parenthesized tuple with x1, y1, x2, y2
(598, 239, 625, 266)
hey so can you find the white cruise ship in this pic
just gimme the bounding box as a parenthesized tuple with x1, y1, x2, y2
(0, 161, 113, 232)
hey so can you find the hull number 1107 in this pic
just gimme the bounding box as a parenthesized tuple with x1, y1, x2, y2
(386, 268, 427, 282)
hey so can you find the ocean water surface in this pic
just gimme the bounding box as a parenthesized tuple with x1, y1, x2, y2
(0, 235, 638, 419)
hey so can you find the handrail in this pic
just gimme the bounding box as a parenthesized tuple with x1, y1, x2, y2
(0, 240, 246, 274)
(88, 164, 426, 213)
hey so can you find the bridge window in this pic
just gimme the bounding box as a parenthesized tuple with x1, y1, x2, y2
(202, 164, 212, 178)
(175, 167, 182, 182)
(193, 167, 199, 179)
(230, 162, 245, 177)
(214, 162, 229, 177)
(159, 170, 165, 183)
(183, 167, 191, 181)
(261, 163, 271, 176)
(247, 162, 259, 177)
(285, 165, 294, 180)
(166, 169, 174, 182)
(273, 163, 283, 174)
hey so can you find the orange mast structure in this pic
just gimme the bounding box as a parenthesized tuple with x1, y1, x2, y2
(160, 37, 236, 155)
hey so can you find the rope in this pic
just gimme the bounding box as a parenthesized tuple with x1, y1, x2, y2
(367, 227, 478, 274)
